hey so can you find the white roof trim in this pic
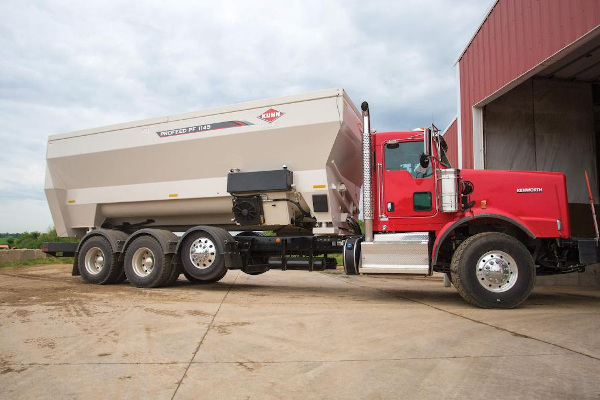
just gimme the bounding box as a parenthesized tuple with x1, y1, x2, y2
(454, 0, 500, 65)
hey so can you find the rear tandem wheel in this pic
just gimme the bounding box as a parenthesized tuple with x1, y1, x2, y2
(180, 231, 228, 283)
(77, 236, 123, 285)
(123, 236, 174, 288)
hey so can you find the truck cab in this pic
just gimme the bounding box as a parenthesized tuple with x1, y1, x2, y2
(350, 112, 591, 308)
(372, 129, 572, 239)
(373, 130, 449, 227)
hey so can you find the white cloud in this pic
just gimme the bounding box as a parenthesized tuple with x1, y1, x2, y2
(0, 198, 54, 233)
(0, 0, 492, 232)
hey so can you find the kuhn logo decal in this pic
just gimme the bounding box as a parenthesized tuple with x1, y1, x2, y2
(516, 188, 543, 193)
(258, 108, 284, 123)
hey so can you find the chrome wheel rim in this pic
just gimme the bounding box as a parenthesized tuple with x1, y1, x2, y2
(476, 250, 518, 293)
(84, 247, 105, 275)
(189, 237, 216, 269)
(132, 247, 155, 277)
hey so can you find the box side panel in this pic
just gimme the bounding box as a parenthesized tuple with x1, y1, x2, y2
(46, 91, 357, 234)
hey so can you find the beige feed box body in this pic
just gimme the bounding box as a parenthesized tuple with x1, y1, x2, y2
(45, 89, 363, 238)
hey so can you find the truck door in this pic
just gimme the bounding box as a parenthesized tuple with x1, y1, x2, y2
(380, 140, 437, 219)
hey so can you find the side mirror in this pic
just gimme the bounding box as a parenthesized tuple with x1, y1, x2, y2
(461, 181, 474, 196)
(419, 153, 430, 169)
(424, 128, 432, 156)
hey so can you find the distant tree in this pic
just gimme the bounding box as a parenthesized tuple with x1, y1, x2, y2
(13, 228, 77, 249)
(0, 233, 21, 238)
(13, 232, 41, 249)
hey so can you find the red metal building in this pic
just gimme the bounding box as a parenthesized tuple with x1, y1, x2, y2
(442, 117, 458, 167)
(446, 0, 600, 236)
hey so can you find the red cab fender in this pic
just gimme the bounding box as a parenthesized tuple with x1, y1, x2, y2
(431, 213, 536, 266)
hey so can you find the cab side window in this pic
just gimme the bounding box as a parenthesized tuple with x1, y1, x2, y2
(384, 141, 432, 178)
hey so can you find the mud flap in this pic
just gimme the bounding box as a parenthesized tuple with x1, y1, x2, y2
(72, 254, 80, 276)
(578, 239, 600, 264)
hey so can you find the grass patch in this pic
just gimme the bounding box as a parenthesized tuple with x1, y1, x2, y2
(0, 257, 73, 268)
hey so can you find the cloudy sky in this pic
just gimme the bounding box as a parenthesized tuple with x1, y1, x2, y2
(0, 0, 491, 233)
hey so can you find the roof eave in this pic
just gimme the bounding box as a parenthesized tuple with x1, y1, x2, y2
(454, 0, 500, 66)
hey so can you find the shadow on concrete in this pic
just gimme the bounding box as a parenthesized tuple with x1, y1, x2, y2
(23, 264, 599, 309)
(170, 279, 464, 305)
(525, 290, 600, 307)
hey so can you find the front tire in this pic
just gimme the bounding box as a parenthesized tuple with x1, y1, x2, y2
(451, 232, 535, 309)
(78, 236, 122, 284)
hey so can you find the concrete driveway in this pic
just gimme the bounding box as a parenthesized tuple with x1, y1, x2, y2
(1, 264, 599, 399)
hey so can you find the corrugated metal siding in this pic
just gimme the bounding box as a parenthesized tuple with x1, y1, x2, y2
(442, 118, 459, 167)
(458, 0, 600, 168)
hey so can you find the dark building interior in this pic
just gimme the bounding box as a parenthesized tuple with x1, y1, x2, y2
(482, 36, 600, 236)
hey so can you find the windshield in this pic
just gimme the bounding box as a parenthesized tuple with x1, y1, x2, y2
(384, 141, 433, 178)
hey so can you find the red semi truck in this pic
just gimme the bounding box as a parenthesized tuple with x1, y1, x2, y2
(43, 89, 599, 308)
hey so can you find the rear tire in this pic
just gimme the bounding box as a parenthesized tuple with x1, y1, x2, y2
(78, 236, 123, 284)
(451, 232, 535, 309)
(114, 268, 128, 284)
(163, 262, 182, 286)
(180, 231, 227, 281)
(124, 236, 173, 288)
(183, 269, 227, 284)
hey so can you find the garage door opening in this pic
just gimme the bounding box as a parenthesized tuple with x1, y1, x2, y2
(480, 31, 600, 237)
(483, 78, 600, 237)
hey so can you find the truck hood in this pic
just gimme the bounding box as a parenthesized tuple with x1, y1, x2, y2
(459, 169, 571, 238)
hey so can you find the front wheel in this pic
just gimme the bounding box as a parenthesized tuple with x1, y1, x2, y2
(450, 232, 535, 309)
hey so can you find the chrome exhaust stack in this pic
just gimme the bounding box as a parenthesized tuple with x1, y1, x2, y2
(361, 101, 374, 243)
